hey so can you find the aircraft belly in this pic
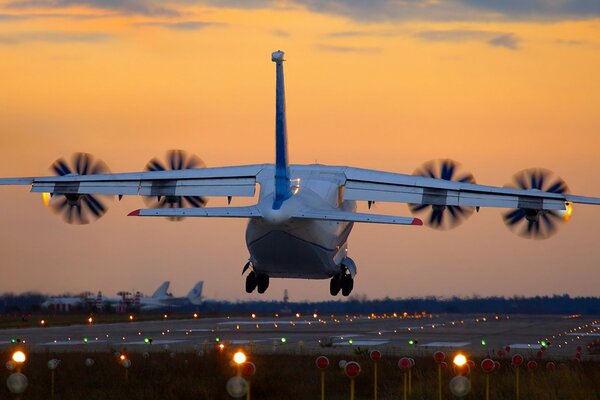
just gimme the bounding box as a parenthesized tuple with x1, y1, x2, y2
(246, 218, 351, 279)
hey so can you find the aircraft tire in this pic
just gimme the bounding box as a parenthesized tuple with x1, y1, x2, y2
(329, 274, 341, 296)
(257, 274, 270, 294)
(341, 275, 353, 297)
(245, 271, 258, 293)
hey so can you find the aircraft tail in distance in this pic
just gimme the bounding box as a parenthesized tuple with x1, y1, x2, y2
(187, 281, 204, 305)
(152, 281, 170, 299)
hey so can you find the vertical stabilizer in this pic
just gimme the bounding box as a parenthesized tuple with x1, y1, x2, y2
(187, 281, 204, 305)
(152, 281, 170, 298)
(272, 50, 291, 209)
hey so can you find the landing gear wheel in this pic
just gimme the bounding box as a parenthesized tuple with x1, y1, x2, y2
(329, 274, 341, 296)
(245, 271, 258, 293)
(341, 274, 354, 297)
(257, 274, 270, 294)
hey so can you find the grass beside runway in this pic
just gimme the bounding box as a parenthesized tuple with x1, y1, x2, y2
(2, 348, 599, 399)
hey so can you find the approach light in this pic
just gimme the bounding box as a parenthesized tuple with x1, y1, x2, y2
(233, 351, 247, 365)
(88, 317, 93, 324)
(129, 315, 134, 321)
(193, 313, 198, 318)
(251, 313, 256, 319)
(40, 319, 46, 326)
(12, 351, 26, 364)
(453, 354, 467, 367)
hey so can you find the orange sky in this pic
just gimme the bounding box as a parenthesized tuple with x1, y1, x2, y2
(0, 1, 599, 301)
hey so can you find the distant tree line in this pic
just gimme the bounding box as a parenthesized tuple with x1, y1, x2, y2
(1, 292, 599, 315)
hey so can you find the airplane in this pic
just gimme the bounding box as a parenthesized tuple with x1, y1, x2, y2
(1, 50, 599, 297)
(41, 281, 203, 311)
(103, 280, 204, 311)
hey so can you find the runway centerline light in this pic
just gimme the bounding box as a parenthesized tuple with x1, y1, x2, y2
(453, 354, 467, 367)
(12, 351, 26, 364)
(233, 351, 247, 365)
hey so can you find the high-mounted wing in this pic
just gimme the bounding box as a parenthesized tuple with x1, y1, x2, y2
(0, 164, 263, 197)
(341, 165, 600, 238)
(0, 162, 265, 223)
(343, 166, 600, 208)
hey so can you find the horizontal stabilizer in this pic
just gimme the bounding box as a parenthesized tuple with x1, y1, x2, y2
(293, 210, 422, 225)
(128, 206, 262, 218)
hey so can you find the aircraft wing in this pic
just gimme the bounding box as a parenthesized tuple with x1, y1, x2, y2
(0, 164, 265, 199)
(342, 167, 600, 210)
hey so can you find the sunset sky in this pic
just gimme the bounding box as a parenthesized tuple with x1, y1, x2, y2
(0, 0, 599, 301)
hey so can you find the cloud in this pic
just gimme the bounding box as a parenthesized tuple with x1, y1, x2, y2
(0, 12, 113, 20)
(7, 0, 181, 17)
(136, 21, 223, 30)
(416, 29, 520, 50)
(324, 30, 399, 38)
(317, 44, 381, 53)
(270, 29, 290, 37)
(5, 0, 600, 21)
(0, 31, 110, 44)
(488, 33, 519, 49)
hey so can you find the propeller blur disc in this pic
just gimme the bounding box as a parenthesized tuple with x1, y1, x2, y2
(502, 168, 570, 240)
(143, 150, 207, 221)
(47, 153, 113, 225)
(409, 159, 476, 230)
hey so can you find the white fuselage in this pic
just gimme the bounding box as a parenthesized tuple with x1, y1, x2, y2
(246, 165, 356, 279)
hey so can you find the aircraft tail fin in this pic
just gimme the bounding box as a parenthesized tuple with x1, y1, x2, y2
(187, 281, 204, 305)
(272, 50, 291, 209)
(152, 281, 170, 298)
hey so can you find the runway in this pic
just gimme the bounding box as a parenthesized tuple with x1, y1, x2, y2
(1, 313, 598, 358)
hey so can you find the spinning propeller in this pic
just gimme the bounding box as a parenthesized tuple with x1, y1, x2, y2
(47, 153, 113, 224)
(409, 159, 476, 230)
(503, 168, 571, 240)
(143, 149, 207, 220)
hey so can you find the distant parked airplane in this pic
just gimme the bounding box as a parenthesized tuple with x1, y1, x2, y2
(41, 281, 203, 311)
(2, 51, 599, 297)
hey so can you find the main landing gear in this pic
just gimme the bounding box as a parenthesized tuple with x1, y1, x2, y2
(330, 268, 354, 297)
(244, 263, 270, 294)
